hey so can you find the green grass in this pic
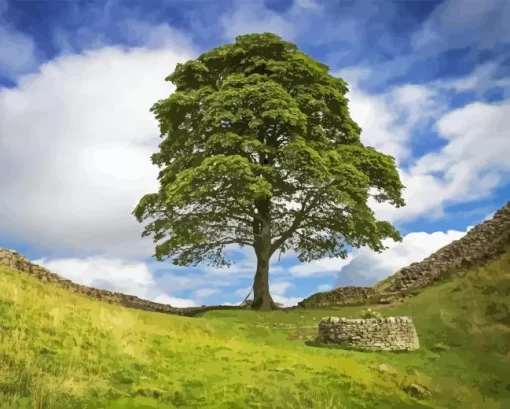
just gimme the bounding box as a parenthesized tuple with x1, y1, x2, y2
(1, 249, 510, 409)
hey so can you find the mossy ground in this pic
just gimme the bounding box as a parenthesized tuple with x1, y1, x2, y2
(1, 250, 509, 409)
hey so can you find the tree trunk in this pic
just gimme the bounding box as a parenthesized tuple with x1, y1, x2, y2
(251, 250, 278, 310)
(251, 200, 278, 311)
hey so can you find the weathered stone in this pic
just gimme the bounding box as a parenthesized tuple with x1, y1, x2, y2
(0, 248, 231, 318)
(386, 202, 510, 292)
(298, 286, 375, 308)
(300, 201, 510, 307)
(2, 202, 509, 320)
(430, 342, 450, 353)
(317, 316, 419, 351)
(403, 383, 432, 399)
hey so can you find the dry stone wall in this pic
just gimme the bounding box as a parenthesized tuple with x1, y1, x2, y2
(297, 286, 407, 308)
(0, 248, 237, 317)
(301, 201, 510, 307)
(2, 202, 508, 315)
(297, 286, 376, 308)
(385, 201, 510, 292)
(318, 316, 420, 351)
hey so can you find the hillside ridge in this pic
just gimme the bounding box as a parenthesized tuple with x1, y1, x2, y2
(299, 201, 510, 307)
(383, 201, 510, 291)
(0, 249, 244, 317)
(1, 201, 509, 312)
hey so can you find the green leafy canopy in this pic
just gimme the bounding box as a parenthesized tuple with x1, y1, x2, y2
(133, 33, 405, 268)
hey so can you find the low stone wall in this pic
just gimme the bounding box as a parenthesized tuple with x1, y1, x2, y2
(297, 286, 407, 308)
(318, 316, 420, 351)
(385, 201, 510, 292)
(300, 201, 510, 306)
(0, 248, 240, 317)
(297, 286, 375, 308)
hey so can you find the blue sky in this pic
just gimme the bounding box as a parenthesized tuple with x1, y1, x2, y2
(0, 0, 509, 307)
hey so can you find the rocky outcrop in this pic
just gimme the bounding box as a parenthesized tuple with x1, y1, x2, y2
(384, 201, 510, 292)
(0, 248, 241, 317)
(318, 316, 419, 351)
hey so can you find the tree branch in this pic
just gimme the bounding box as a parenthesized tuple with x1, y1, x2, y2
(270, 192, 318, 254)
(209, 238, 253, 247)
(239, 288, 253, 306)
(167, 207, 258, 225)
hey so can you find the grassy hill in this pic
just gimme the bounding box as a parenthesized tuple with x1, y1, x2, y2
(1, 249, 510, 409)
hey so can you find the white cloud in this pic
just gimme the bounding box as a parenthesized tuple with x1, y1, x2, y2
(0, 0, 39, 78)
(316, 284, 333, 292)
(1, 6, 508, 314)
(152, 270, 242, 296)
(411, 0, 510, 53)
(338, 69, 446, 166)
(376, 100, 510, 222)
(0, 24, 39, 78)
(436, 62, 510, 96)
(390, 84, 443, 129)
(484, 211, 496, 221)
(235, 286, 252, 298)
(202, 245, 285, 277)
(0, 42, 195, 259)
(231, 281, 302, 307)
(194, 288, 221, 299)
(337, 67, 372, 86)
(334, 228, 467, 287)
(151, 294, 198, 308)
(345, 80, 410, 163)
(220, 3, 298, 41)
(434, 102, 509, 171)
(270, 280, 302, 307)
(118, 20, 194, 50)
(270, 281, 293, 296)
(47, 2, 196, 56)
(272, 296, 302, 308)
(339, 67, 510, 224)
(288, 255, 353, 277)
(219, 0, 326, 42)
(32, 256, 198, 307)
(294, 0, 319, 9)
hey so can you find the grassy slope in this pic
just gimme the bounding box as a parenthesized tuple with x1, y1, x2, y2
(1, 250, 509, 409)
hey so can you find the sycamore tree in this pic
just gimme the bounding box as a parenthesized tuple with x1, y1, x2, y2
(133, 33, 405, 310)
